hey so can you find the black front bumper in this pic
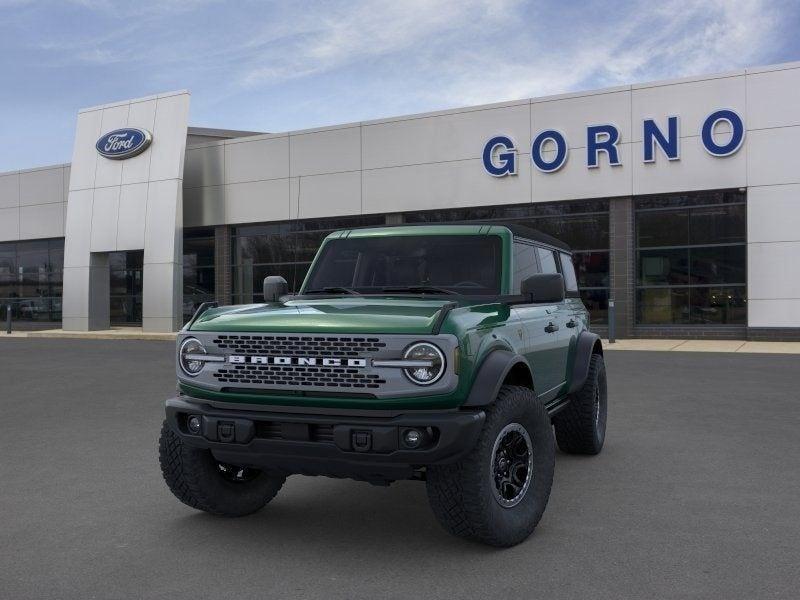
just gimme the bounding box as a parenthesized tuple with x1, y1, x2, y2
(165, 396, 485, 482)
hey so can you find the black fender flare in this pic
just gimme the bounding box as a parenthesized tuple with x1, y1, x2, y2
(463, 350, 533, 407)
(567, 331, 603, 394)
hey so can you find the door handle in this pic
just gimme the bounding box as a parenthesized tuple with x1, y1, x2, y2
(566, 319, 577, 328)
(544, 322, 559, 333)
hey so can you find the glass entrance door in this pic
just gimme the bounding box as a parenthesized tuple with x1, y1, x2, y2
(110, 251, 143, 326)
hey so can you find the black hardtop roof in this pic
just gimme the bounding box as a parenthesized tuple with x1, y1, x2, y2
(336, 222, 571, 252)
(490, 223, 571, 252)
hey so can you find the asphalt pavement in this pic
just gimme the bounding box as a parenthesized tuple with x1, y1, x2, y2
(0, 338, 798, 599)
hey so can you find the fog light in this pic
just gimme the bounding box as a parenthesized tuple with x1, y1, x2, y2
(187, 415, 202, 434)
(403, 428, 422, 448)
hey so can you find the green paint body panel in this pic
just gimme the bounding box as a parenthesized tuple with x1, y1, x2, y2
(191, 298, 453, 335)
(182, 224, 590, 411)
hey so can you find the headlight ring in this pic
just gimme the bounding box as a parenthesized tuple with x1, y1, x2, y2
(179, 337, 207, 376)
(403, 342, 445, 385)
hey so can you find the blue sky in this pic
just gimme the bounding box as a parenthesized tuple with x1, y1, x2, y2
(0, 0, 798, 171)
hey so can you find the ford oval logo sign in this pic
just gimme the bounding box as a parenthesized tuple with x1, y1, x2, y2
(95, 128, 152, 160)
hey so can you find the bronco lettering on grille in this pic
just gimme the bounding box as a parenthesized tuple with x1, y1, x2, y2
(228, 355, 367, 367)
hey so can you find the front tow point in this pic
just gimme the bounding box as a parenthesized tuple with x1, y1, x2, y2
(218, 421, 236, 443)
(351, 431, 372, 452)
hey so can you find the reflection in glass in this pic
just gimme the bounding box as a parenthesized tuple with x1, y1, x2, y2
(690, 287, 746, 324)
(637, 288, 690, 325)
(635, 190, 746, 326)
(0, 238, 65, 325)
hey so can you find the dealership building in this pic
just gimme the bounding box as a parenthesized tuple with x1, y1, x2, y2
(0, 61, 799, 339)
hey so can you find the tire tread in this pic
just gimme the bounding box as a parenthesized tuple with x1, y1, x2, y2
(554, 353, 606, 455)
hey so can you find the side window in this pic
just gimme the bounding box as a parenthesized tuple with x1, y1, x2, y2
(559, 252, 579, 293)
(536, 247, 558, 274)
(512, 243, 539, 293)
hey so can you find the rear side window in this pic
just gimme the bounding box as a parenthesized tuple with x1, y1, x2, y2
(536, 247, 559, 274)
(559, 252, 579, 292)
(512, 243, 539, 293)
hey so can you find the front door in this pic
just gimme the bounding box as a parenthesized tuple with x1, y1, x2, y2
(109, 250, 143, 326)
(513, 302, 565, 399)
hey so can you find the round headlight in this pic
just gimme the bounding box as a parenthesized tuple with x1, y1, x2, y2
(403, 342, 445, 385)
(179, 337, 206, 376)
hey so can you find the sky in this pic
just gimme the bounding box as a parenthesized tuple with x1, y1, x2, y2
(0, 0, 798, 171)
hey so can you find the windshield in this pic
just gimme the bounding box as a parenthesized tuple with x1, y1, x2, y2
(303, 235, 502, 295)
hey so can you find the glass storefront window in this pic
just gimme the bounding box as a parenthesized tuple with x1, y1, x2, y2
(182, 228, 216, 322)
(0, 238, 64, 324)
(635, 190, 746, 326)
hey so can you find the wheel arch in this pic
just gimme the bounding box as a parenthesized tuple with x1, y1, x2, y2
(463, 349, 535, 407)
(567, 331, 603, 394)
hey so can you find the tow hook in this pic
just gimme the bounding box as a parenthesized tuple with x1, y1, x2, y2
(351, 431, 372, 452)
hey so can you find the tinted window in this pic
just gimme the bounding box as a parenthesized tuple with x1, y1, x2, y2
(689, 204, 746, 245)
(536, 248, 558, 274)
(637, 210, 689, 247)
(635, 190, 746, 325)
(560, 253, 578, 292)
(573, 252, 609, 288)
(304, 235, 502, 295)
(512, 243, 539, 293)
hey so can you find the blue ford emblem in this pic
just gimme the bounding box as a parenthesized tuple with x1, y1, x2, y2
(96, 128, 152, 160)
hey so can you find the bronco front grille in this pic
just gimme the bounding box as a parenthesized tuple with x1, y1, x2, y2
(212, 335, 386, 357)
(213, 363, 387, 389)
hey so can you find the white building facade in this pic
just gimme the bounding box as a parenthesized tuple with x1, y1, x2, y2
(0, 61, 798, 339)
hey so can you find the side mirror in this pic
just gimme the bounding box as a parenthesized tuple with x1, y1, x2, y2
(263, 276, 289, 302)
(521, 273, 565, 303)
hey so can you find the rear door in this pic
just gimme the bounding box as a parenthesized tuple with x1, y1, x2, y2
(534, 246, 571, 397)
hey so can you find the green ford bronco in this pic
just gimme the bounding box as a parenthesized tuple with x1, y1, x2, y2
(159, 224, 607, 547)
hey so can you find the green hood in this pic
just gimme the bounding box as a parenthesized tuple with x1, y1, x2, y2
(188, 297, 454, 334)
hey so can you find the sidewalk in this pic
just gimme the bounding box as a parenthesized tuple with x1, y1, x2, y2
(0, 327, 176, 341)
(1, 329, 799, 353)
(601, 339, 800, 354)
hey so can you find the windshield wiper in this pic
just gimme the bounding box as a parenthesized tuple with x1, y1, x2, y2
(304, 286, 361, 295)
(379, 286, 457, 295)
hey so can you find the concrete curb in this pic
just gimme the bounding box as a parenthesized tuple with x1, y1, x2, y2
(601, 339, 800, 354)
(1, 329, 177, 341)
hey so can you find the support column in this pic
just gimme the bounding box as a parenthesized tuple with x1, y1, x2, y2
(609, 197, 634, 339)
(214, 225, 232, 305)
(87, 253, 110, 330)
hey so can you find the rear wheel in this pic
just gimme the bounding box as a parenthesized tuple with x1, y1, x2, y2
(158, 421, 286, 516)
(426, 385, 555, 547)
(553, 353, 607, 455)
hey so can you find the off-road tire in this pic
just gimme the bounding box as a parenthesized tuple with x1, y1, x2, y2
(553, 353, 607, 455)
(426, 385, 555, 547)
(158, 421, 286, 516)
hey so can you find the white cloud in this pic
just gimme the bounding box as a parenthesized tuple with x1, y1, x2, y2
(425, 0, 783, 106)
(239, 0, 522, 87)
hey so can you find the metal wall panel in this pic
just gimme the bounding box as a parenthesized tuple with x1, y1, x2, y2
(63, 91, 190, 332)
(20, 167, 63, 206)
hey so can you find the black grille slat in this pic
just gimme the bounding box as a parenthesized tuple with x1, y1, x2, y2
(210, 334, 388, 390)
(214, 364, 386, 388)
(212, 335, 386, 356)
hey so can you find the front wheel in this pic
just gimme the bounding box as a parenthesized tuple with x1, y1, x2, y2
(158, 421, 286, 517)
(426, 385, 555, 547)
